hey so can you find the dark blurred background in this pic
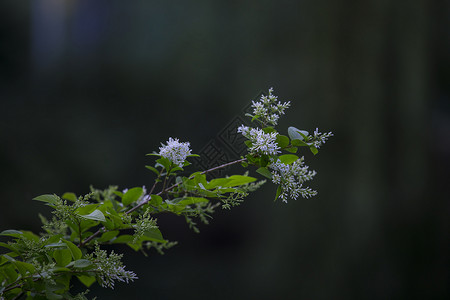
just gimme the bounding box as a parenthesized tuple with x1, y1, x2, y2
(1, 0, 449, 299)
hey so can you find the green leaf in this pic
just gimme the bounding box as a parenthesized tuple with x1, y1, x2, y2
(177, 197, 209, 206)
(275, 185, 282, 201)
(150, 195, 163, 206)
(288, 127, 309, 141)
(291, 139, 309, 147)
(77, 275, 96, 287)
(0, 230, 23, 237)
(53, 249, 72, 267)
(46, 234, 64, 244)
(13, 261, 35, 277)
(51, 267, 71, 273)
(309, 146, 318, 155)
(45, 287, 64, 300)
(145, 165, 160, 175)
(21, 230, 40, 242)
(223, 175, 256, 187)
(156, 157, 172, 170)
(45, 242, 67, 249)
(62, 192, 77, 202)
(285, 146, 298, 153)
(276, 135, 290, 149)
(262, 127, 276, 133)
(146, 153, 161, 157)
(244, 140, 253, 148)
(194, 173, 208, 187)
(246, 154, 258, 164)
(278, 154, 299, 165)
(75, 204, 98, 215)
(206, 178, 231, 189)
(126, 243, 141, 251)
(112, 235, 134, 244)
(33, 194, 59, 205)
(73, 259, 93, 269)
(122, 187, 144, 206)
(78, 209, 106, 222)
(256, 167, 273, 179)
(63, 240, 82, 260)
(3, 254, 16, 262)
(143, 228, 165, 243)
(3, 264, 18, 282)
(98, 230, 119, 243)
(259, 154, 271, 167)
(78, 219, 98, 234)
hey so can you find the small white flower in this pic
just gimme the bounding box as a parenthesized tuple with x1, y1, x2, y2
(159, 137, 192, 168)
(250, 88, 290, 126)
(308, 128, 333, 149)
(238, 125, 280, 155)
(269, 157, 317, 203)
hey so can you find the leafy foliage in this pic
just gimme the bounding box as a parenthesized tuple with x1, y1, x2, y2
(0, 88, 332, 299)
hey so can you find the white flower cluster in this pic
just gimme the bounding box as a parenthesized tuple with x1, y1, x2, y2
(89, 245, 138, 289)
(237, 125, 280, 155)
(159, 137, 192, 168)
(269, 157, 317, 202)
(308, 128, 334, 149)
(98, 264, 139, 289)
(251, 87, 290, 126)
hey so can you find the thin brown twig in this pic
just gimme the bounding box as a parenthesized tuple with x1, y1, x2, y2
(78, 157, 247, 247)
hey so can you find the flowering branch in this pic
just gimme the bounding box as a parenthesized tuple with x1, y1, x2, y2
(0, 87, 332, 299)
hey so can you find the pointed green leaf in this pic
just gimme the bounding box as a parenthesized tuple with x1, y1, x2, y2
(3, 264, 18, 282)
(288, 127, 309, 141)
(73, 259, 93, 269)
(0, 242, 20, 254)
(79, 209, 106, 222)
(310, 146, 319, 155)
(177, 197, 209, 206)
(98, 230, 120, 243)
(274, 185, 282, 201)
(75, 204, 98, 215)
(278, 154, 299, 165)
(63, 240, 82, 260)
(77, 275, 96, 287)
(156, 157, 172, 170)
(145, 165, 160, 175)
(143, 228, 165, 243)
(62, 192, 77, 202)
(285, 146, 298, 153)
(122, 187, 144, 206)
(33, 194, 59, 205)
(276, 135, 290, 148)
(53, 249, 72, 267)
(291, 139, 309, 147)
(14, 261, 35, 276)
(223, 175, 256, 187)
(262, 127, 276, 133)
(112, 235, 134, 244)
(256, 167, 273, 179)
(150, 195, 163, 206)
(45, 242, 67, 248)
(146, 153, 160, 156)
(0, 230, 23, 237)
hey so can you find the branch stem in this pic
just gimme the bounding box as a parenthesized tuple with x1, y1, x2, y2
(78, 157, 247, 247)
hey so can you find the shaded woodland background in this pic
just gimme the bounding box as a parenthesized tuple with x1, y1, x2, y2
(0, 0, 449, 299)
